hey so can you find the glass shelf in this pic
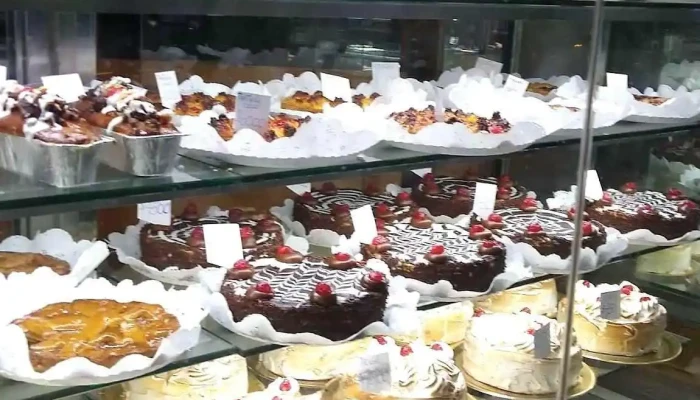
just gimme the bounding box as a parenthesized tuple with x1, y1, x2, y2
(0, 121, 695, 220)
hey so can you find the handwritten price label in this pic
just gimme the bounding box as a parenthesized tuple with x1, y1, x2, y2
(472, 182, 498, 218)
(42, 73, 85, 102)
(358, 351, 391, 393)
(203, 224, 243, 268)
(235, 92, 271, 135)
(584, 169, 604, 201)
(503, 75, 529, 97)
(155, 71, 182, 109)
(137, 200, 172, 226)
(351, 205, 378, 244)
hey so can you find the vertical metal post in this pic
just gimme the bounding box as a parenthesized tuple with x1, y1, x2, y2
(556, 1, 605, 399)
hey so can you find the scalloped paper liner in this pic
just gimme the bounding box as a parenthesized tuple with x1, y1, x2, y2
(0, 229, 109, 286)
(0, 278, 207, 386)
(200, 259, 420, 345)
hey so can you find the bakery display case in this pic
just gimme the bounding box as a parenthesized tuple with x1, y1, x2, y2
(0, 0, 698, 399)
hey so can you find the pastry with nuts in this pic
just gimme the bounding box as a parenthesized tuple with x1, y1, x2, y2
(389, 105, 511, 134)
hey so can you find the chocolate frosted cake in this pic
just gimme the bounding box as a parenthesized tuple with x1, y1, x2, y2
(412, 174, 530, 218)
(140, 204, 285, 270)
(219, 250, 389, 341)
(476, 200, 607, 259)
(585, 183, 700, 240)
(360, 212, 506, 292)
(292, 182, 413, 236)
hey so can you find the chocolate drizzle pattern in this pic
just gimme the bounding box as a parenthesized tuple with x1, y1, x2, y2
(493, 209, 579, 241)
(384, 223, 484, 263)
(418, 177, 525, 200)
(300, 188, 407, 215)
(600, 189, 686, 219)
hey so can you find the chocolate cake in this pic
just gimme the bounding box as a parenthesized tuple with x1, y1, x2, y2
(475, 199, 607, 259)
(585, 183, 700, 239)
(412, 174, 530, 218)
(140, 204, 285, 270)
(219, 250, 388, 341)
(292, 182, 413, 236)
(360, 211, 506, 292)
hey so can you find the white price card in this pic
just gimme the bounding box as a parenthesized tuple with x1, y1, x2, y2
(0, 66, 7, 83)
(411, 168, 432, 178)
(203, 224, 244, 268)
(600, 289, 621, 320)
(533, 323, 551, 359)
(358, 351, 391, 393)
(435, 95, 445, 122)
(235, 92, 271, 134)
(41, 73, 85, 102)
(472, 182, 498, 218)
(606, 73, 629, 91)
(321, 73, 351, 102)
(154, 70, 182, 109)
(372, 62, 400, 92)
(351, 205, 378, 244)
(137, 200, 172, 226)
(474, 57, 503, 75)
(287, 183, 311, 195)
(503, 75, 529, 97)
(584, 170, 604, 200)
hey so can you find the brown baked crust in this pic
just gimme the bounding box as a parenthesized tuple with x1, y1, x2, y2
(352, 93, 379, 109)
(13, 299, 179, 372)
(527, 82, 558, 96)
(174, 92, 236, 116)
(209, 113, 310, 142)
(389, 106, 511, 134)
(0, 252, 70, 277)
(633, 94, 669, 106)
(281, 90, 344, 113)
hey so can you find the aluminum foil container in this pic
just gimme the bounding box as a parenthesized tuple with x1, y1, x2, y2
(0, 133, 113, 187)
(100, 131, 188, 176)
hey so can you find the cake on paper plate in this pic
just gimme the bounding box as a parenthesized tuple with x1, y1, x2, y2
(462, 311, 582, 395)
(560, 280, 667, 356)
(636, 244, 698, 277)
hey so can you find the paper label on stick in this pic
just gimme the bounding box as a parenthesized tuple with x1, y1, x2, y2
(474, 57, 503, 75)
(351, 205, 378, 244)
(287, 183, 311, 195)
(203, 224, 243, 268)
(41, 73, 85, 102)
(600, 289, 621, 320)
(372, 62, 400, 93)
(534, 323, 551, 359)
(154, 70, 182, 109)
(358, 351, 391, 393)
(0, 66, 7, 83)
(411, 168, 432, 178)
(472, 182, 498, 218)
(606, 73, 628, 91)
(503, 75, 529, 97)
(321, 73, 351, 102)
(584, 170, 604, 200)
(137, 200, 172, 226)
(235, 92, 271, 134)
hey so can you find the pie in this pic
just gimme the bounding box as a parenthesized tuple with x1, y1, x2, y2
(13, 299, 180, 372)
(0, 251, 70, 277)
(527, 82, 558, 96)
(390, 106, 511, 134)
(633, 94, 669, 106)
(281, 91, 344, 113)
(352, 93, 379, 108)
(175, 92, 236, 116)
(209, 113, 311, 142)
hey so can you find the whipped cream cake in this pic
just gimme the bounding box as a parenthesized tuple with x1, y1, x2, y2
(475, 279, 558, 317)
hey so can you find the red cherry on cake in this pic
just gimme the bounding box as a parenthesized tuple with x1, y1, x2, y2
(279, 379, 292, 392)
(526, 328, 536, 335)
(482, 240, 497, 249)
(397, 192, 411, 201)
(621, 182, 637, 193)
(601, 191, 613, 206)
(334, 252, 351, 262)
(489, 125, 504, 134)
(430, 343, 443, 351)
(233, 260, 250, 270)
(315, 282, 333, 296)
(240, 226, 254, 238)
(640, 296, 651, 302)
(497, 186, 511, 200)
(374, 335, 388, 345)
(276, 246, 293, 255)
(498, 175, 513, 186)
(376, 203, 390, 214)
(582, 221, 594, 236)
(622, 284, 634, 292)
(423, 172, 435, 182)
(667, 188, 684, 200)
(375, 218, 385, 228)
(679, 200, 698, 214)
(473, 308, 485, 317)
(256, 281, 272, 294)
(368, 271, 385, 283)
(520, 197, 538, 212)
(181, 203, 199, 220)
(582, 280, 592, 288)
(488, 214, 503, 223)
(364, 183, 381, 196)
(190, 226, 204, 238)
(430, 244, 445, 255)
(372, 236, 388, 245)
(521, 307, 531, 314)
(637, 204, 656, 216)
(320, 182, 337, 195)
(527, 223, 543, 234)
(621, 286, 632, 296)
(300, 192, 317, 204)
(422, 181, 441, 195)
(400, 345, 413, 356)
(456, 187, 470, 197)
(412, 210, 427, 220)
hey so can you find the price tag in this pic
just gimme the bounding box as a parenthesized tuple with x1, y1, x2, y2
(606, 73, 628, 91)
(534, 323, 551, 359)
(351, 205, 378, 244)
(0, 66, 7, 83)
(41, 73, 85, 102)
(474, 57, 503, 75)
(358, 351, 391, 393)
(411, 168, 432, 178)
(137, 200, 172, 226)
(435, 96, 445, 123)
(372, 62, 400, 92)
(321, 73, 351, 102)
(203, 224, 244, 268)
(154, 70, 182, 109)
(472, 182, 498, 218)
(584, 170, 604, 201)
(287, 183, 311, 195)
(235, 92, 271, 134)
(600, 289, 621, 320)
(503, 75, 529, 97)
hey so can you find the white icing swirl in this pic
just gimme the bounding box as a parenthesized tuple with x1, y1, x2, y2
(469, 312, 566, 357)
(239, 377, 302, 399)
(573, 280, 666, 324)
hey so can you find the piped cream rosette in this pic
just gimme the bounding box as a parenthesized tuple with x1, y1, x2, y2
(240, 376, 312, 399)
(475, 280, 558, 317)
(560, 280, 667, 356)
(462, 312, 582, 395)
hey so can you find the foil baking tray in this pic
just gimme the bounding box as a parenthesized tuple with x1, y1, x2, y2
(0, 133, 114, 187)
(100, 130, 188, 177)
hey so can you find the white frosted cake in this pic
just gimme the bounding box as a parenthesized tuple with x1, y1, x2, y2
(475, 280, 558, 317)
(561, 280, 667, 356)
(462, 312, 582, 394)
(123, 354, 248, 399)
(239, 377, 315, 399)
(636, 244, 695, 276)
(418, 301, 473, 344)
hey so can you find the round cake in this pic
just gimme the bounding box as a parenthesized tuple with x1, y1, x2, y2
(361, 215, 506, 292)
(636, 244, 695, 276)
(475, 279, 558, 317)
(292, 182, 413, 236)
(418, 302, 473, 344)
(219, 249, 389, 341)
(323, 337, 467, 399)
(123, 355, 248, 399)
(240, 377, 309, 399)
(561, 280, 667, 356)
(412, 174, 530, 218)
(585, 184, 700, 240)
(476, 203, 607, 259)
(462, 312, 583, 394)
